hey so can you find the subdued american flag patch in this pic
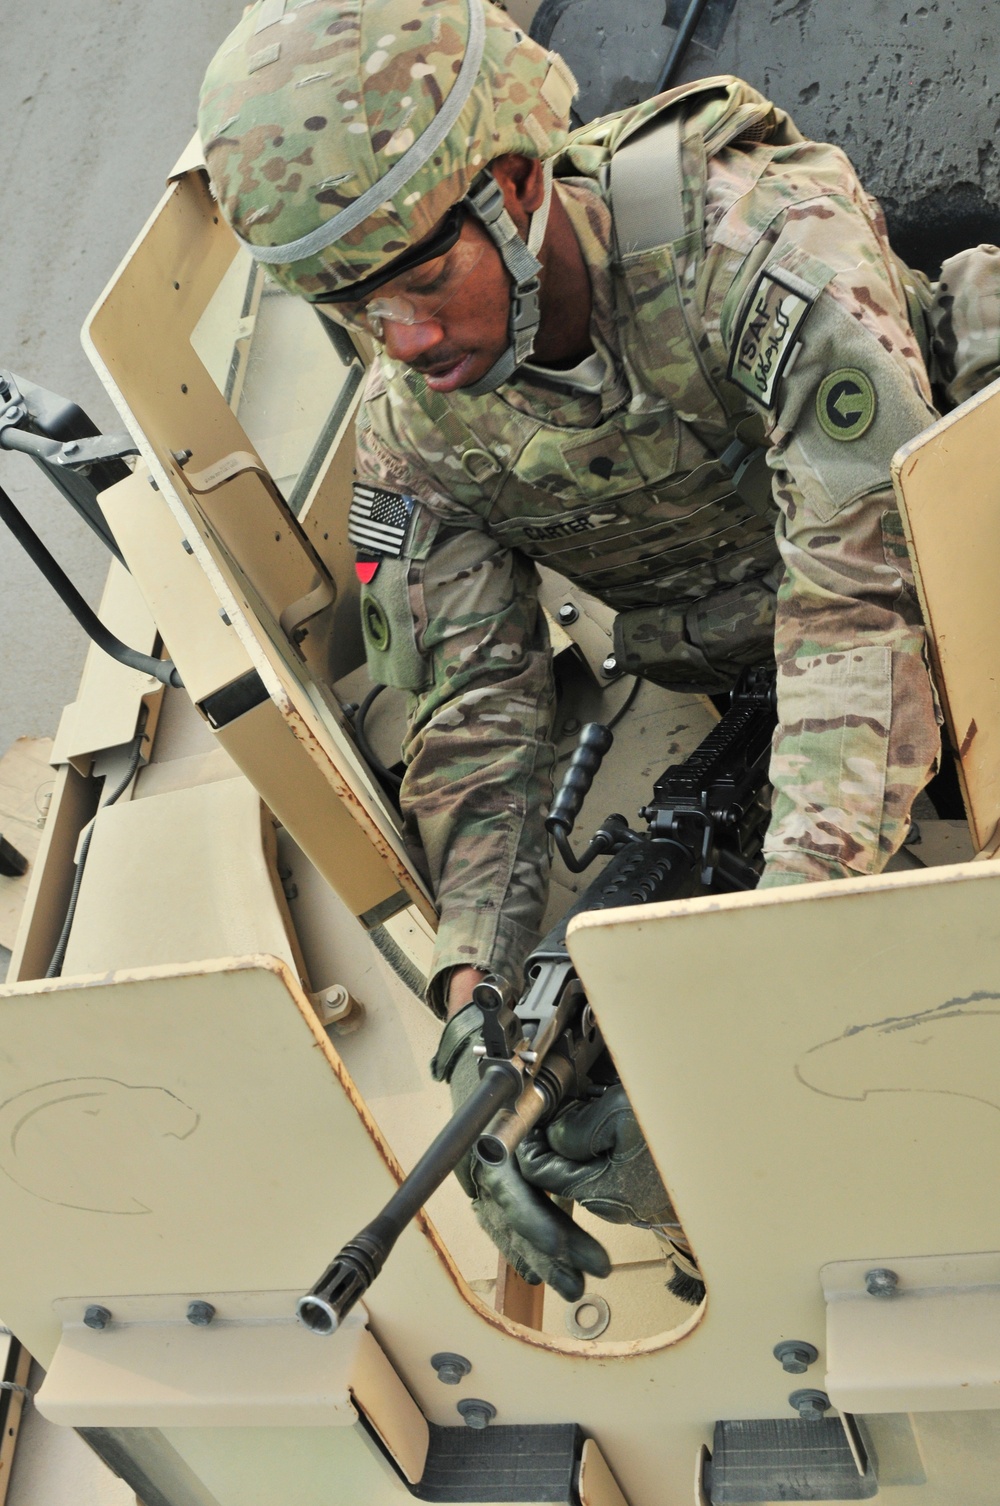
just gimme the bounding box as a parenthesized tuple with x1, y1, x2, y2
(348, 484, 414, 558)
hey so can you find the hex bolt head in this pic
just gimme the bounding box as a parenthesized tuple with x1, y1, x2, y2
(431, 1352, 471, 1385)
(789, 1389, 831, 1421)
(557, 603, 579, 626)
(601, 653, 619, 677)
(773, 1340, 819, 1374)
(187, 1301, 216, 1327)
(561, 717, 581, 737)
(457, 1398, 496, 1429)
(865, 1267, 899, 1298)
(83, 1305, 112, 1331)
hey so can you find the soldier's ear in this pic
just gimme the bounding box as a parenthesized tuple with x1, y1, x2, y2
(489, 154, 545, 228)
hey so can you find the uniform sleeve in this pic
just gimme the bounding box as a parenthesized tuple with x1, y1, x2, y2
(354, 408, 556, 1013)
(700, 148, 943, 883)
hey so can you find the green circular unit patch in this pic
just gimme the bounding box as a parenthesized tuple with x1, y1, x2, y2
(363, 596, 391, 653)
(816, 369, 877, 442)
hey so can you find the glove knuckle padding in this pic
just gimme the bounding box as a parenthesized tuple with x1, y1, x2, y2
(521, 1086, 677, 1227)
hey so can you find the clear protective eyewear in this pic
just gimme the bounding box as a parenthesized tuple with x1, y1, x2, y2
(313, 216, 485, 336)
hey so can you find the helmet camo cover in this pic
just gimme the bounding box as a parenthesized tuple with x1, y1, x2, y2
(198, 0, 576, 298)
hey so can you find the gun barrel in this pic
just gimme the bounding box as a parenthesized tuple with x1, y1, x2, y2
(298, 1059, 521, 1334)
(475, 1078, 551, 1167)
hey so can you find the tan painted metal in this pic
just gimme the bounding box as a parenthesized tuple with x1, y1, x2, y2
(0, 952, 696, 1506)
(83, 167, 434, 925)
(495, 1256, 546, 1329)
(347, 1319, 431, 1484)
(96, 473, 252, 707)
(7, 761, 96, 984)
(823, 1252, 1000, 1413)
(60, 776, 300, 980)
(38, 1295, 370, 1428)
(50, 560, 164, 776)
(0, 1337, 32, 1506)
(6, 719, 999, 1502)
(0, 738, 53, 951)
(578, 1439, 631, 1506)
(39, 1294, 428, 1481)
(93, 470, 410, 922)
(566, 858, 1000, 1504)
(893, 376, 1000, 848)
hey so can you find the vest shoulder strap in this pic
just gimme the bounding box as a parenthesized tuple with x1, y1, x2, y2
(609, 113, 685, 256)
(608, 89, 783, 255)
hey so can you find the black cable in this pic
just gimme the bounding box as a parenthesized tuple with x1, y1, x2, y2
(0, 480, 182, 689)
(353, 684, 403, 791)
(606, 674, 642, 732)
(654, 0, 713, 93)
(45, 730, 146, 979)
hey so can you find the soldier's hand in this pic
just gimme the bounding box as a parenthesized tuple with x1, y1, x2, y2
(432, 1005, 611, 1300)
(518, 1083, 676, 1227)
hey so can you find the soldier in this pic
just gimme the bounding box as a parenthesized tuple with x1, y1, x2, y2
(199, 0, 997, 1300)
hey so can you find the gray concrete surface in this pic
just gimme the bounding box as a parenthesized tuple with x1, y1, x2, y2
(0, 0, 243, 761)
(540, 0, 1000, 272)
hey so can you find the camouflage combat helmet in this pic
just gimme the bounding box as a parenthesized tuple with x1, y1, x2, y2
(199, 0, 578, 391)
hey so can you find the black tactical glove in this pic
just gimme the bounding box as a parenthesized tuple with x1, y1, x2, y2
(517, 1083, 676, 1226)
(431, 1005, 611, 1301)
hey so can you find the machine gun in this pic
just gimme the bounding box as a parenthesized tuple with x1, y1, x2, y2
(297, 664, 777, 1336)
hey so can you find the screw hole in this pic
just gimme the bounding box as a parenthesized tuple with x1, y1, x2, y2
(173, 281, 180, 291)
(180, 384, 188, 394)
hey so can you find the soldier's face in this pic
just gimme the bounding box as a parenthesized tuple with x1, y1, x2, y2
(372, 216, 515, 392)
(326, 155, 544, 392)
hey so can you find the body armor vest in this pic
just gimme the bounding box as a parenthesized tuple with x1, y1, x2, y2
(366, 79, 811, 686)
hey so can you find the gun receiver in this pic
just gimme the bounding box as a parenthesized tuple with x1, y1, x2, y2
(298, 666, 776, 1333)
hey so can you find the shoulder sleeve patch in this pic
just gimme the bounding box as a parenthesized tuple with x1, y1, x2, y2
(728, 268, 815, 408)
(815, 368, 877, 441)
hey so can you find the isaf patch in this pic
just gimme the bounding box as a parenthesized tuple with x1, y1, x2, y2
(349, 484, 414, 582)
(728, 270, 814, 409)
(815, 369, 877, 442)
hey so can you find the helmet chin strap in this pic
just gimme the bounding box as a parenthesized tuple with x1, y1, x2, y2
(461, 161, 554, 396)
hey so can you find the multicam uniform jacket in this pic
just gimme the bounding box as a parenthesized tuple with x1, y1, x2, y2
(351, 77, 953, 1012)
